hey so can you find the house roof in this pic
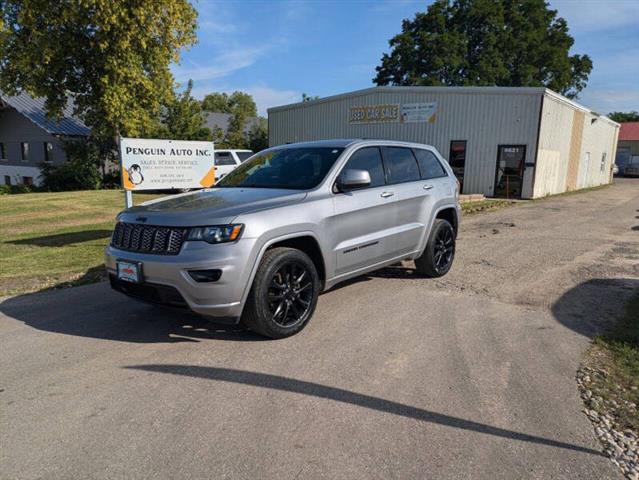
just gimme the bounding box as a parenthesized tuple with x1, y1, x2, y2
(619, 122, 639, 141)
(0, 91, 90, 136)
(203, 111, 259, 135)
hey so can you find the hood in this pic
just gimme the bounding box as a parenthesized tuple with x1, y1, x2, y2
(117, 188, 307, 226)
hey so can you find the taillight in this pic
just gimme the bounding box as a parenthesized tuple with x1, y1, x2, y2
(455, 178, 460, 198)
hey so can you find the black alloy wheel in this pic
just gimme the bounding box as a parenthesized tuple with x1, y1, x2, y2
(433, 224, 454, 273)
(268, 261, 314, 328)
(414, 218, 456, 278)
(241, 247, 320, 338)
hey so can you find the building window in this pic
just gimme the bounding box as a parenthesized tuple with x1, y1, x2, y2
(449, 141, 467, 193)
(44, 142, 54, 162)
(22, 176, 33, 186)
(600, 152, 606, 173)
(0, 142, 5, 160)
(4, 175, 10, 185)
(21, 142, 29, 161)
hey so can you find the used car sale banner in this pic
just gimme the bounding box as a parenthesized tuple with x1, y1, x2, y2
(119, 137, 215, 191)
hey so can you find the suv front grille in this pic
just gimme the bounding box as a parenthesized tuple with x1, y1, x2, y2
(111, 222, 187, 255)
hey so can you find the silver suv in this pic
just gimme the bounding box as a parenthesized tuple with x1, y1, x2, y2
(106, 140, 461, 338)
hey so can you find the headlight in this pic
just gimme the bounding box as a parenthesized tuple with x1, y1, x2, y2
(186, 224, 243, 244)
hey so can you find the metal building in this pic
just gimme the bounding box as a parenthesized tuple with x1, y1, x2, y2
(268, 87, 619, 199)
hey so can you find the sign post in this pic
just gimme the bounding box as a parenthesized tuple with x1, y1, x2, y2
(119, 137, 215, 209)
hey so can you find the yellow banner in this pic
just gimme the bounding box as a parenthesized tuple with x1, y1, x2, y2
(348, 104, 400, 124)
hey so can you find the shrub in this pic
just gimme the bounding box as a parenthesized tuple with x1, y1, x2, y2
(40, 140, 103, 191)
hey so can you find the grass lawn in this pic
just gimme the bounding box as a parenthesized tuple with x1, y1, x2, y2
(582, 294, 639, 431)
(0, 190, 164, 296)
(460, 199, 515, 214)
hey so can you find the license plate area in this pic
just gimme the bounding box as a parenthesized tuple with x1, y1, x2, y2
(117, 260, 143, 284)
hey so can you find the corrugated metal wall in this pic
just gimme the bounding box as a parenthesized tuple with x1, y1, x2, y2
(269, 87, 542, 198)
(534, 92, 619, 197)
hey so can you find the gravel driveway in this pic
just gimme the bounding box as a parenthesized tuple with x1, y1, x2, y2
(1, 178, 637, 479)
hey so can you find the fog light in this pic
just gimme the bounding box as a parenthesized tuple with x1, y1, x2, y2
(188, 269, 222, 282)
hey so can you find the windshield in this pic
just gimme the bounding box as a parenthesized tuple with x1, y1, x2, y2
(217, 147, 345, 190)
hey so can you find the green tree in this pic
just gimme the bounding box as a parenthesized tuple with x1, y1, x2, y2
(223, 111, 249, 149)
(155, 80, 211, 141)
(201, 92, 232, 113)
(247, 117, 268, 152)
(201, 91, 257, 117)
(302, 93, 320, 102)
(608, 111, 639, 123)
(0, 0, 198, 143)
(228, 91, 257, 117)
(374, 0, 592, 99)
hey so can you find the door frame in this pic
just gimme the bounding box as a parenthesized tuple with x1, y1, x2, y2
(494, 144, 527, 199)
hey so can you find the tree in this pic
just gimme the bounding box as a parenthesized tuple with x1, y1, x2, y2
(608, 111, 639, 123)
(201, 92, 232, 113)
(155, 80, 211, 141)
(0, 0, 198, 143)
(374, 0, 592, 99)
(247, 117, 268, 152)
(223, 111, 249, 149)
(228, 91, 257, 117)
(302, 93, 320, 102)
(201, 91, 257, 117)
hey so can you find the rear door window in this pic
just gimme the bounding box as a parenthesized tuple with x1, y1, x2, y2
(382, 147, 420, 184)
(215, 152, 236, 166)
(342, 147, 386, 188)
(413, 149, 447, 179)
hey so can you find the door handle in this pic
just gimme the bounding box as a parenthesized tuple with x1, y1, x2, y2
(423, 184, 434, 190)
(380, 191, 394, 198)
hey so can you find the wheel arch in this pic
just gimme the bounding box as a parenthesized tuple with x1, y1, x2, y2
(434, 206, 459, 237)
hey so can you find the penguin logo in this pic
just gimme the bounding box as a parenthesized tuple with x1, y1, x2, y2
(127, 164, 144, 185)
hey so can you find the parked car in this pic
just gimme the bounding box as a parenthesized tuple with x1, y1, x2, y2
(625, 155, 639, 177)
(106, 140, 461, 338)
(214, 149, 253, 181)
(615, 149, 631, 176)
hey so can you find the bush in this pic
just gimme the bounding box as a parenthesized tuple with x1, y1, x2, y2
(40, 140, 103, 191)
(0, 183, 36, 194)
(40, 159, 102, 191)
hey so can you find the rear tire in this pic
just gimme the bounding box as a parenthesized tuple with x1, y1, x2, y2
(241, 247, 320, 339)
(415, 219, 456, 277)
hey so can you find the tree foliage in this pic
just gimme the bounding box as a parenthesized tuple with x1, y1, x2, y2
(608, 111, 639, 123)
(155, 80, 211, 141)
(0, 0, 198, 141)
(201, 91, 257, 117)
(374, 0, 592, 99)
(247, 117, 268, 152)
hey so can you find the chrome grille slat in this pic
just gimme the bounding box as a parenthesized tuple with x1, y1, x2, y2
(110, 222, 186, 255)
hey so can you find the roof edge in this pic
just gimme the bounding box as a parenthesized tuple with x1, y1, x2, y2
(267, 86, 547, 113)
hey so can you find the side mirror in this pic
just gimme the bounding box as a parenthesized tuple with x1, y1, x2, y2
(336, 169, 371, 191)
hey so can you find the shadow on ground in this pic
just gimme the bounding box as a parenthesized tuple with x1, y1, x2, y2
(0, 282, 264, 343)
(552, 278, 639, 338)
(125, 364, 603, 457)
(6, 229, 112, 247)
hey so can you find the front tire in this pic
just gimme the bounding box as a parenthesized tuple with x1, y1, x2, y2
(415, 219, 456, 277)
(241, 247, 320, 339)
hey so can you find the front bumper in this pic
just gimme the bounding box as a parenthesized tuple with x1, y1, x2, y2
(105, 237, 258, 321)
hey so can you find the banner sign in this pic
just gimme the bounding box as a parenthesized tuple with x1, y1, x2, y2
(400, 102, 438, 123)
(348, 104, 400, 124)
(119, 138, 215, 191)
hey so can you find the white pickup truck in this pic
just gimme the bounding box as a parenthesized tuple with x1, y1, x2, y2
(214, 149, 253, 181)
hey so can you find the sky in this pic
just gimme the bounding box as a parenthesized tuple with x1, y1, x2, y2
(174, 0, 639, 116)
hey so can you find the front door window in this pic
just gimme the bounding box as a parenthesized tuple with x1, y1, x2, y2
(494, 145, 526, 199)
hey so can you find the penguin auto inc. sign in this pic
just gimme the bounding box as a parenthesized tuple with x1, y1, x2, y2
(119, 137, 215, 191)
